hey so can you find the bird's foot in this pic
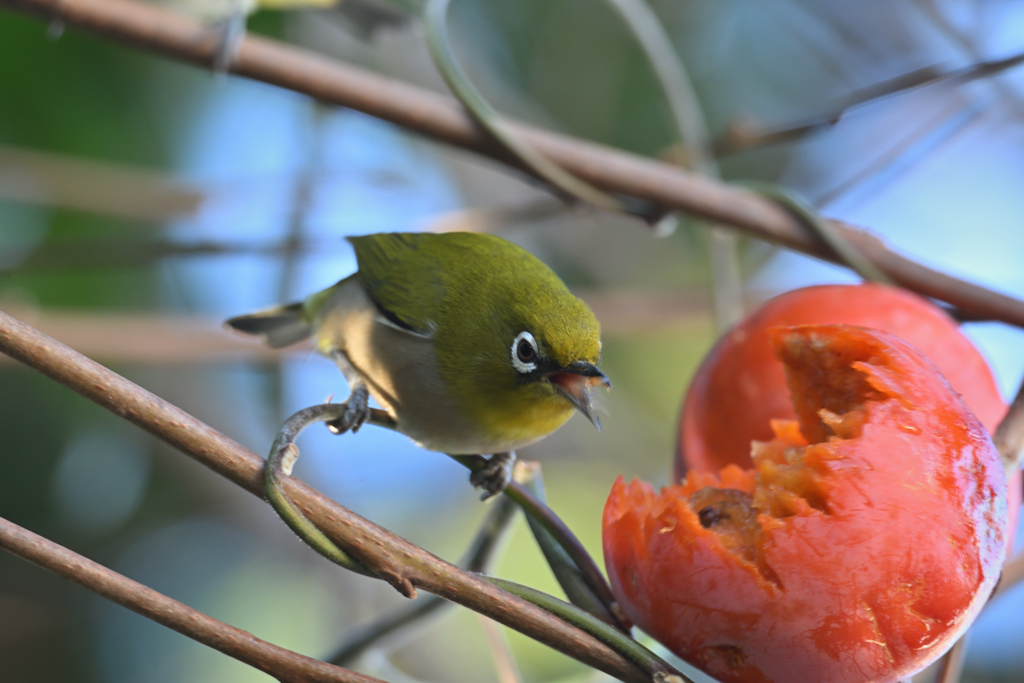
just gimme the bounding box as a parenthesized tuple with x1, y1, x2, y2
(209, 11, 247, 74)
(470, 452, 516, 501)
(326, 384, 370, 435)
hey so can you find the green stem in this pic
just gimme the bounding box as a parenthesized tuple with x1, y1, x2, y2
(272, 406, 628, 643)
(517, 463, 620, 629)
(603, 0, 744, 328)
(741, 182, 894, 285)
(265, 404, 375, 578)
(484, 577, 692, 683)
(449, 454, 625, 630)
(423, 0, 634, 216)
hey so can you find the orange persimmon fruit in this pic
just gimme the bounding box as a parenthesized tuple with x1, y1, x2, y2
(604, 325, 1008, 683)
(676, 283, 1021, 545)
(678, 283, 1006, 474)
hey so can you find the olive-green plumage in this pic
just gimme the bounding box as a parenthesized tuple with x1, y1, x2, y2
(226, 231, 607, 456)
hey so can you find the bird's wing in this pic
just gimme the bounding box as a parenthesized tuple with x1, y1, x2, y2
(347, 233, 443, 335)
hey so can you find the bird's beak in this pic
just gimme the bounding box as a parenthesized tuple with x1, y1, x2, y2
(547, 361, 611, 431)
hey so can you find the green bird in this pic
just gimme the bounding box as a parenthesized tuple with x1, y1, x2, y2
(226, 231, 610, 495)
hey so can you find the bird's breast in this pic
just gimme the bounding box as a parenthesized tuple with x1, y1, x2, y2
(315, 278, 505, 453)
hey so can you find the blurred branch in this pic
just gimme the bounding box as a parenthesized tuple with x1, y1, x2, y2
(425, 199, 569, 233)
(10, 238, 319, 271)
(0, 514, 385, 683)
(915, 0, 1024, 118)
(0, 306, 282, 363)
(0, 143, 204, 221)
(0, 292, 706, 364)
(993, 374, 1024, 476)
(995, 552, 1024, 600)
(985, 374, 1024, 601)
(479, 615, 523, 683)
(0, 309, 648, 683)
(11, 202, 566, 273)
(4, 0, 1023, 328)
(935, 634, 968, 683)
(714, 48, 1024, 155)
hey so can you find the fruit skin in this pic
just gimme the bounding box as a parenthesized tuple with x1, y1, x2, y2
(676, 283, 1021, 540)
(605, 325, 1008, 683)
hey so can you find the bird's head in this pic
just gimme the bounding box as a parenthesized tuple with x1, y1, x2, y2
(437, 260, 610, 450)
(504, 299, 610, 431)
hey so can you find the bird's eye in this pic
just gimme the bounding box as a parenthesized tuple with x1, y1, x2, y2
(511, 331, 539, 373)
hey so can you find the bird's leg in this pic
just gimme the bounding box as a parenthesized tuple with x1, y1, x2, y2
(209, 8, 248, 74)
(326, 350, 371, 434)
(469, 451, 517, 500)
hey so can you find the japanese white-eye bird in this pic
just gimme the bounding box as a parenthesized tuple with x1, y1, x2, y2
(226, 231, 610, 495)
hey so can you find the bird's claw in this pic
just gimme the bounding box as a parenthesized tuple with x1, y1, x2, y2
(210, 12, 247, 74)
(326, 385, 371, 435)
(470, 452, 516, 500)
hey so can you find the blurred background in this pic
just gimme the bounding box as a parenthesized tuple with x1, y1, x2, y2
(1, 0, 1023, 681)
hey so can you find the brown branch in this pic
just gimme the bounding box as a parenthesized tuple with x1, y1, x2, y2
(3, 0, 1024, 329)
(0, 306, 284, 364)
(0, 308, 648, 683)
(0, 292, 706, 364)
(0, 514, 383, 683)
(0, 143, 204, 221)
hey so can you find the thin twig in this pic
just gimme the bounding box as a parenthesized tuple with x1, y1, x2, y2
(935, 633, 969, 683)
(812, 99, 974, 209)
(328, 489, 520, 666)
(0, 309, 648, 683)
(265, 404, 384, 584)
(479, 614, 524, 683)
(915, 0, 1024, 118)
(0, 515, 384, 683)
(263, 403, 623, 625)
(714, 48, 1024, 155)
(4, 0, 1024, 328)
(9, 238, 323, 271)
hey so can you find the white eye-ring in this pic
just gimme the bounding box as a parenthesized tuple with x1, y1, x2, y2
(511, 331, 539, 374)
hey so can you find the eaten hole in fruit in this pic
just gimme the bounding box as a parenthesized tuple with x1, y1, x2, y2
(683, 327, 893, 585)
(709, 644, 747, 669)
(688, 487, 759, 564)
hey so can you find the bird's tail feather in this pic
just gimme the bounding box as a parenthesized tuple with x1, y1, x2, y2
(225, 302, 313, 349)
